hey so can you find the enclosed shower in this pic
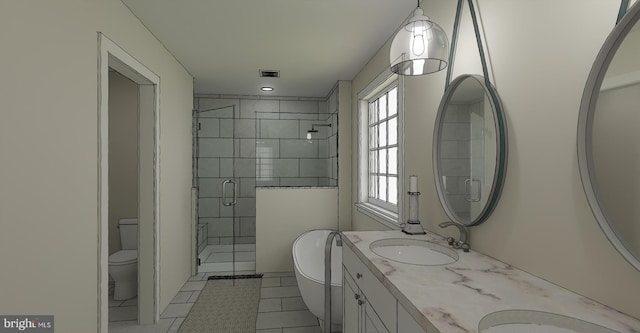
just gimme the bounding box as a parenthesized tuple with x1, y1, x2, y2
(193, 104, 256, 273)
(193, 93, 338, 275)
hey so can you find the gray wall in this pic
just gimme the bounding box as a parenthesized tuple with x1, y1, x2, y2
(0, 2, 193, 331)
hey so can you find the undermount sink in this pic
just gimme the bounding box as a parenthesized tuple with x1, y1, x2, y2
(479, 310, 618, 333)
(369, 238, 458, 266)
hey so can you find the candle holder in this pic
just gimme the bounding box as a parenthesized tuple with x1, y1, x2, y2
(402, 190, 426, 235)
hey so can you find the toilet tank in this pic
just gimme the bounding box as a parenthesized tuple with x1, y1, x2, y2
(119, 218, 138, 250)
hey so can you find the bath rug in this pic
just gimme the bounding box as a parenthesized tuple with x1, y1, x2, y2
(178, 277, 262, 333)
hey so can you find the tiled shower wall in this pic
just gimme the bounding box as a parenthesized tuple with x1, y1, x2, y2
(194, 104, 255, 245)
(326, 85, 339, 187)
(194, 89, 338, 246)
(255, 110, 337, 187)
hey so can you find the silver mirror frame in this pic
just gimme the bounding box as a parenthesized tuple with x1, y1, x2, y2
(433, 74, 508, 226)
(577, 2, 640, 271)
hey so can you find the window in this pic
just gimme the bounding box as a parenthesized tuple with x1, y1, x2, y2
(357, 69, 403, 228)
(368, 86, 398, 209)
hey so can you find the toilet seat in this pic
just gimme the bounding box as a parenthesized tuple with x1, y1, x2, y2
(109, 250, 137, 265)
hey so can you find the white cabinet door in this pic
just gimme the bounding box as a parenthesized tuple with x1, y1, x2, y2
(364, 301, 390, 333)
(343, 245, 397, 332)
(343, 268, 362, 333)
(343, 245, 397, 333)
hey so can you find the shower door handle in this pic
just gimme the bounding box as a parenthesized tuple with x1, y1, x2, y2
(464, 178, 481, 202)
(222, 179, 237, 206)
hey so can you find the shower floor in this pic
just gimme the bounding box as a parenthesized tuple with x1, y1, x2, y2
(197, 244, 256, 273)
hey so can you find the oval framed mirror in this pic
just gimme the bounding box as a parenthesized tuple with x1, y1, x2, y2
(433, 74, 508, 226)
(578, 2, 640, 271)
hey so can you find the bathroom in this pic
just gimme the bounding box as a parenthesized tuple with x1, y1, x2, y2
(1, 0, 640, 332)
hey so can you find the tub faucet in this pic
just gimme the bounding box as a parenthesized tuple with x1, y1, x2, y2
(325, 231, 342, 333)
(438, 221, 470, 252)
(334, 232, 342, 247)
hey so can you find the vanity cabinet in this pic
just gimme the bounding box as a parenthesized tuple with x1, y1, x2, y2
(344, 268, 390, 333)
(343, 245, 425, 333)
(342, 271, 361, 333)
(341, 231, 640, 333)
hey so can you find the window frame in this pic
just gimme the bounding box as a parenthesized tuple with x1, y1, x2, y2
(356, 68, 404, 229)
(367, 85, 399, 211)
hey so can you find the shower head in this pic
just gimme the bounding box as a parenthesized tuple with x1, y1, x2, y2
(306, 129, 318, 140)
(306, 123, 331, 140)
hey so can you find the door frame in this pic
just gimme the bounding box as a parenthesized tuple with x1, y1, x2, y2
(97, 33, 161, 331)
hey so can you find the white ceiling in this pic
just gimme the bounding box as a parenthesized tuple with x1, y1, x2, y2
(121, 0, 418, 97)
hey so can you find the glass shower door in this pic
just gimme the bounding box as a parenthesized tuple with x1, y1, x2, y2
(469, 104, 485, 219)
(195, 105, 254, 275)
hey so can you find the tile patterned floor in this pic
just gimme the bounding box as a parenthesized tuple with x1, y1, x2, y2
(108, 271, 321, 333)
(256, 272, 321, 333)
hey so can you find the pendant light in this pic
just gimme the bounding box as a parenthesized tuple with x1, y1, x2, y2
(390, 0, 448, 75)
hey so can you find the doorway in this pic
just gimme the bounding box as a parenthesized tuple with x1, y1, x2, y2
(107, 70, 139, 324)
(98, 33, 160, 332)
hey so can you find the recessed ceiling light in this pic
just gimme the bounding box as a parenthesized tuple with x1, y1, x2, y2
(261, 86, 274, 92)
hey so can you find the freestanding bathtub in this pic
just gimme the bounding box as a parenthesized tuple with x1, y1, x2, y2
(293, 229, 343, 332)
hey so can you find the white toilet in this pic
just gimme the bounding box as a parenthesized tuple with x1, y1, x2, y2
(109, 218, 138, 300)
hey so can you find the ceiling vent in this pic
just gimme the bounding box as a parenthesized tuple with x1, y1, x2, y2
(260, 70, 280, 78)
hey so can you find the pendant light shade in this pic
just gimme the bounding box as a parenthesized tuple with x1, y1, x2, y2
(390, 5, 448, 75)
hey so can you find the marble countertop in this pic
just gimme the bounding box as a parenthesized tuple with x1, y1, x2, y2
(342, 230, 640, 333)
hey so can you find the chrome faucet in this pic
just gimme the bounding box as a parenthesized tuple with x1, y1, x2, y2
(324, 231, 341, 333)
(438, 221, 470, 252)
(334, 232, 343, 247)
